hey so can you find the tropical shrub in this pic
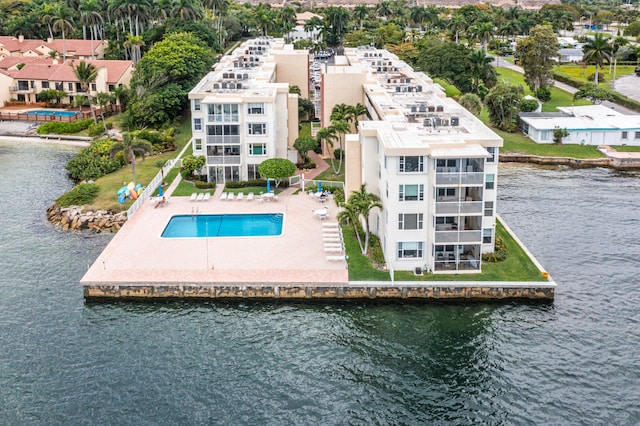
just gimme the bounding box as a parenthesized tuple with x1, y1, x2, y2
(37, 119, 93, 135)
(65, 139, 124, 181)
(56, 183, 99, 207)
(482, 236, 508, 262)
(333, 148, 343, 160)
(535, 86, 552, 102)
(519, 99, 540, 113)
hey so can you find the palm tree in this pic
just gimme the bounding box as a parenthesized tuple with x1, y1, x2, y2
(337, 202, 365, 254)
(344, 184, 382, 255)
(582, 33, 613, 85)
(70, 60, 98, 124)
(470, 21, 494, 52)
(316, 126, 340, 174)
(124, 34, 144, 64)
(348, 103, 369, 132)
(110, 132, 154, 186)
(329, 119, 350, 175)
(52, 4, 74, 61)
(169, 0, 203, 20)
(279, 6, 296, 41)
(353, 5, 369, 30)
(79, 0, 104, 59)
(468, 48, 493, 93)
(448, 15, 466, 44)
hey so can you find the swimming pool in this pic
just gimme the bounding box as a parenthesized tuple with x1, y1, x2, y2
(25, 110, 80, 117)
(161, 213, 284, 238)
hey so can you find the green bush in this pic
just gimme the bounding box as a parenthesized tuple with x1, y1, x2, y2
(36, 118, 93, 135)
(65, 139, 124, 181)
(482, 236, 508, 263)
(297, 160, 316, 169)
(369, 234, 385, 266)
(56, 183, 99, 207)
(87, 123, 105, 137)
(535, 86, 552, 102)
(333, 148, 343, 160)
(519, 99, 539, 112)
(332, 187, 345, 205)
(587, 72, 605, 82)
(194, 181, 216, 189)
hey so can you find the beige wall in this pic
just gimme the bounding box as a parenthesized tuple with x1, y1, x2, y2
(272, 49, 309, 100)
(0, 73, 13, 105)
(286, 93, 299, 150)
(321, 66, 368, 128)
(344, 133, 361, 197)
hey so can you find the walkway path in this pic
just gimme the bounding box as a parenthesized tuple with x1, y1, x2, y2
(491, 56, 637, 115)
(298, 150, 330, 180)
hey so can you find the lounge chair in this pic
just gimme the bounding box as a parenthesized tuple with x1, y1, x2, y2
(220, 192, 228, 201)
(326, 255, 348, 261)
(203, 192, 210, 201)
(325, 247, 344, 253)
(322, 222, 340, 228)
(227, 193, 234, 201)
(189, 193, 197, 201)
(247, 192, 254, 201)
(196, 193, 205, 202)
(323, 237, 343, 243)
(236, 192, 244, 201)
(324, 243, 344, 249)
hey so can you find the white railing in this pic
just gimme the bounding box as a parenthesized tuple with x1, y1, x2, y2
(125, 141, 192, 219)
(302, 179, 345, 192)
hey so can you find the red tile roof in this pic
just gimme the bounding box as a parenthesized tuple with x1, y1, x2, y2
(0, 57, 133, 84)
(0, 36, 105, 57)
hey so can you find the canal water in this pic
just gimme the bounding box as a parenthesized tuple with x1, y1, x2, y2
(0, 141, 638, 424)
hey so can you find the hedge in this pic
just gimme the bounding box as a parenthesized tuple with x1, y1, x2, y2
(36, 118, 93, 135)
(56, 183, 99, 207)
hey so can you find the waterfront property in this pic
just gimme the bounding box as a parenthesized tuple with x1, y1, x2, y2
(188, 37, 308, 184)
(519, 105, 640, 146)
(317, 46, 502, 274)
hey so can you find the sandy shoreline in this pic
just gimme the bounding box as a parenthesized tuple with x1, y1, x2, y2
(0, 121, 90, 147)
(0, 134, 90, 147)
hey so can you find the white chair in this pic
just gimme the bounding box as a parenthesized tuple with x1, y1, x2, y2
(325, 247, 343, 253)
(326, 255, 347, 261)
(236, 192, 244, 201)
(322, 222, 340, 228)
(196, 193, 205, 202)
(227, 193, 234, 201)
(247, 192, 254, 201)
(203, 192, 210, 201)
(220, 192, 228, 201)
(189, 193, 197, 201)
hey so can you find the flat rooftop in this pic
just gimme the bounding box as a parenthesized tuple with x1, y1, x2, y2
(81, 190, 348, 286)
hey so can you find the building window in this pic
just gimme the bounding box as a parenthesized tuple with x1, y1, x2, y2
(91, 83, 96, 91)
(399, 184, 424, 201)
(485, 174, 495, 190)
(194, 138, 202, 150)
(398, 213, 423, 230)
(399, 156, 423, 173)
(249, 143, 267, 156)
(247, 102, 265, 115)
(248, 123, 266, 135)
(68, 82, 73, 91)
(541, 130, 550, 141)
(435, 216, 455, 225)
(635, 132, 640, 140)
(108, 84, 115, 92)
(207, 104, 239, 122)
(41, 81, 50, 89)
(436, 159, 457, 168)
(487, 147, 497, 163)
(484, 201, 494, 217)
(194, 99, 201, 111)
(483, 228, 493, 244)
(247, 164, 261, 180)
(193, 118, 202, 131)
(397, 242, 423, 259)
(437, 188, 456, 198)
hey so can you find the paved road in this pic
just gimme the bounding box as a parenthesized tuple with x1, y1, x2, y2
(491, 55, 637, 115)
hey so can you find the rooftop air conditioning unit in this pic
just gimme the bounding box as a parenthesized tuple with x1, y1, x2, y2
(243, 73, 248, 80)
(416, 85, 422, 92)
(433, 117, 441, 127)
(428, 106, 435, 112)
(213, 83, 220, 89)
(436, 105, 444, 112)
(423, 118, 431, 127)
(408, 86, 414, 92)
(222, 73, 229, 79)
(451, 117, 459, 126)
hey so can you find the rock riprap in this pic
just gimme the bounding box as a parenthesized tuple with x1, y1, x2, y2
(47, 203, 127, 232)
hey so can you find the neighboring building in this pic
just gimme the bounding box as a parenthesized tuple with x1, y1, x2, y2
(188, 37, 306, 184)
(324, 46, 503, 274)
(286, 12, 323, 43)
(0, 35, 106, 60)
(556, 48, 584, 63)
(520, 105, 640, 146)
(0, 57, 133, 104)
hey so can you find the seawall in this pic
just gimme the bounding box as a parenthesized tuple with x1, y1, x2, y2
(83, 282, 555, 301)
(500, 153, 640, 170)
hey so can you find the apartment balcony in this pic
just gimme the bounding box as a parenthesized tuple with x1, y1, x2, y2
(435, 172, 484, 186)
(207, 155, 241, 165)
(434, 230, 482, 244)
(435, 201, 483, 215)
(206, 136, 241, 145)
(10, 86, 34, 93)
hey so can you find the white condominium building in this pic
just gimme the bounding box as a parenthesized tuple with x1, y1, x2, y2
(334, 47, 503, 274)
(188, 37, 307, 183)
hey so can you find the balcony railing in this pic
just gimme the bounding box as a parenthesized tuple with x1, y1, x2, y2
(206, 136, 240, 145)
(433, 259, 480, 272)
(434, 230, 482, 243)
(435, 201, 483, 215)
(10, 86, 34, 93)
(207, 155, 241, 165)
(435, 172, 484, 186)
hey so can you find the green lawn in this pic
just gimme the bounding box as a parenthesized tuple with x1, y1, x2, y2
(170, 179, 215, 197)
(432, 77, 462, 97)
(344, 219, 546, 282)
(299, 121, 312, 138)
(610, 145, 640, 152)
(315, 158, 345, 182)
(496, 68, 591, 112)
(553, 64, 637, 87)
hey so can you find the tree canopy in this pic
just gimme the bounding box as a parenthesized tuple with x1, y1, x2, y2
(516, 25, 560, 93)
(258, 158, 297, 188)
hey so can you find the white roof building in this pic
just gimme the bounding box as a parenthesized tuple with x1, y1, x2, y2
(520, 105, 640, 145)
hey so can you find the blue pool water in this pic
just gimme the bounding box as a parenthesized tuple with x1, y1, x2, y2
(162, 213, 284, 238)
(25, 110, 80, 117)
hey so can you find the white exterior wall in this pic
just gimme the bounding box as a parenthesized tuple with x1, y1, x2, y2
(526, 125, 640, 146)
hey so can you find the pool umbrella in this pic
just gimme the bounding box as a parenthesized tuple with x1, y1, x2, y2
(318, 181, 322, 193)
(267, 179, 271, 193)
(158, 184, 164, 197)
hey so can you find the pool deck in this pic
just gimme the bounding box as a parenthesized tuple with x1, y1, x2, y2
(81, 188, 350, 286)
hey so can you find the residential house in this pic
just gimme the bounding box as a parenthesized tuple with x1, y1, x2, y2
(0, 57, 133, 105)
(0, 35, 106, 60)
(520, 105, 640, 145)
